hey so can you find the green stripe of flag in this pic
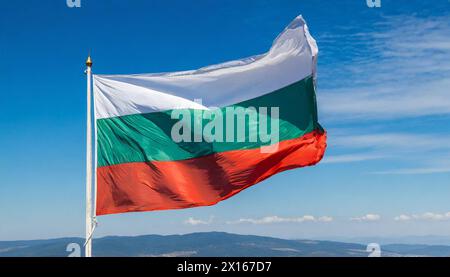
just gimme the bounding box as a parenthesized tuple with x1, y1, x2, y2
(97, 76, 321, 167)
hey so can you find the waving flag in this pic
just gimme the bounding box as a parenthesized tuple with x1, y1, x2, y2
(93, 15, 326, 216)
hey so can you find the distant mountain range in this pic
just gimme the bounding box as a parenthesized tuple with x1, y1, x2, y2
(1, 232, 450, 257)
(315, 235, 450, 246)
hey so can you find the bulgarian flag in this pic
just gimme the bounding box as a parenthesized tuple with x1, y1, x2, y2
(93, 15, 326, 216)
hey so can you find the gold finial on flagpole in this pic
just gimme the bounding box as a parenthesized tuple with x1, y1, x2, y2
(86, 55, 93, 67)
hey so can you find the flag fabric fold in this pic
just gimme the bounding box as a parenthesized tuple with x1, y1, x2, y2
(93, 15, 326, 216)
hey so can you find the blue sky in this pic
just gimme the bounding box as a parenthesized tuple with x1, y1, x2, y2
(0, 0, 449, 241)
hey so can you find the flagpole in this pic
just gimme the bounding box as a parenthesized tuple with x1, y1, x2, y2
(85, 55, 93, 257)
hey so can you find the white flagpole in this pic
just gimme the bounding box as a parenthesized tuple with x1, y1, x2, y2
(85, 55, 93, 257)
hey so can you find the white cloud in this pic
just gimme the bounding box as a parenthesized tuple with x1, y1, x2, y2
(326, 130, 450, 171)
(330, 132, 450, 152)
(395, 212, 450, 221)
(394, 214, 411, 221)
(183, 216, 213, 226)
(420, 212, 450, 221)
(350, 214, 381, 222)
(370, 152, 450, 175)
(317, 216, 334, 222)
(227, 215, 333, 225)
(372, 166, 450, 175)
(322, 153, 385, 164)
(318, 15, 450, 121)
(319, 79, 450, 121)
(316, 15, 450, 173)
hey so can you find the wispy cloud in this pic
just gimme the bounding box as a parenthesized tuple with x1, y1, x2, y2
(316, 14, 450, 175)
(318, 15, 450, 121)
(183, 216, 214, 226)
(395, 212, 450, 221)
(394, 214, 412, 221)
(370, 152, 450, 175)
(322, 153, 385, 164)
(372, 166, 450, 175)
(326, 130, 450, 171)
(227, 215, 333, 225)
(350, 214, 381, 222)
(330, 132, 450, 152)
(320, 79, 450, 121)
